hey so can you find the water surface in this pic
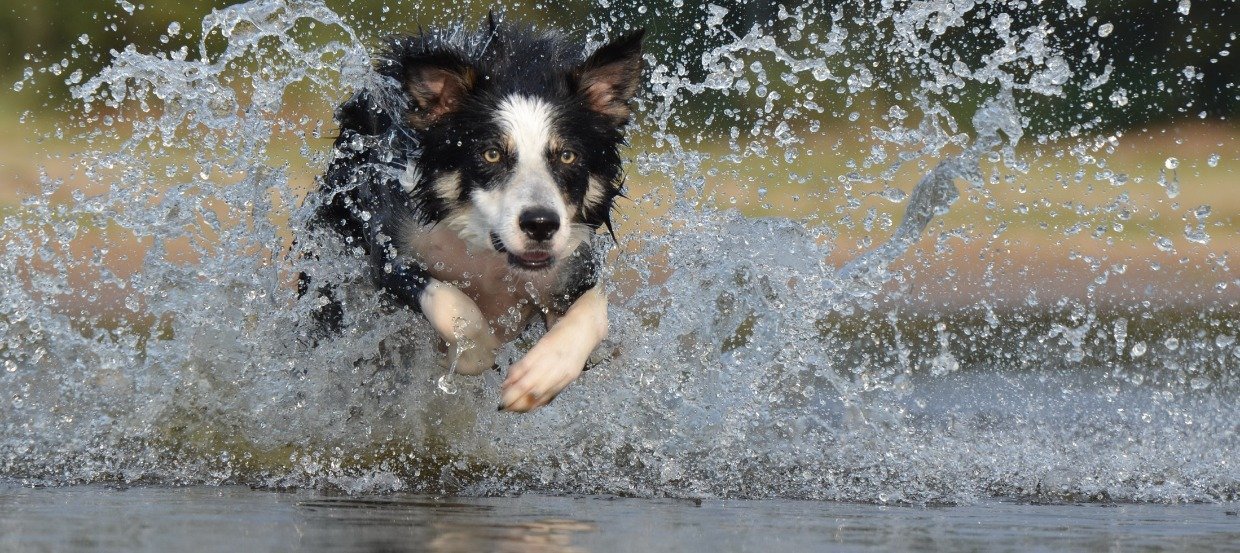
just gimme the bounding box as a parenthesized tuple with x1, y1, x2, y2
(2, 484, 1238, 552)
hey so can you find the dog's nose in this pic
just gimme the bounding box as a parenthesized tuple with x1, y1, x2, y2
(518, 208, 560, 242)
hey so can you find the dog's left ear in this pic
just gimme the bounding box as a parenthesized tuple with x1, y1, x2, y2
(575, 29, 646, 125)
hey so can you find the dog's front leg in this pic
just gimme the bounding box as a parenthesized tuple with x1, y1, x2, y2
(500, 284, 608, 412)
(420, 279, 500, 375)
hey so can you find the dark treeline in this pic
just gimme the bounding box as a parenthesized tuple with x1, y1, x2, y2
(1, 0, 1234, 133)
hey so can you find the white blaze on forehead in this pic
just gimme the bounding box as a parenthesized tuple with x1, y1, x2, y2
(495, 94, 557, 161)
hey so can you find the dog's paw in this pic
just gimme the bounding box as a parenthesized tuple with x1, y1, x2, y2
(446, 331, 500, 376)
(499, 337, 588, 412)
(419, 280, 499, 375)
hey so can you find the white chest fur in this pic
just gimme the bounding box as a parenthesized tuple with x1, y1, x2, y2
(401, 223, 562, 342)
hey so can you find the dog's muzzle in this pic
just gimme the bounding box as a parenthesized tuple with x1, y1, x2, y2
(491, 230, 555, 270)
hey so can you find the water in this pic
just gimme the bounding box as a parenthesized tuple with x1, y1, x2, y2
(1, 0, 1237, 515)
(2, 484, 1238, 552)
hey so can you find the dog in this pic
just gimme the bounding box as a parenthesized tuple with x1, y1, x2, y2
(299, 18, 644, 412)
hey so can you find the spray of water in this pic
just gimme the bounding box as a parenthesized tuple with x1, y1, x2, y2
(1, 0, 1235, 503)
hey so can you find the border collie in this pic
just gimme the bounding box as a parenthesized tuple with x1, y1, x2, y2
(300, 18, 644, 412)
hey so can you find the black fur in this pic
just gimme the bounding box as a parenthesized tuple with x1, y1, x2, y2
(299, 20, 643, 333)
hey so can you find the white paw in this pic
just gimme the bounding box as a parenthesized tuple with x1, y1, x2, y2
(419, 280, 498, 375)
(445, 331, 499, 375)
(499, 334, 588, 412)
(500, 285, 607, 413)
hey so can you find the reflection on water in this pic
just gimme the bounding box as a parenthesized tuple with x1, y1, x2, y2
(297, 497, 597, 552)
(0, 484, 1237, 552)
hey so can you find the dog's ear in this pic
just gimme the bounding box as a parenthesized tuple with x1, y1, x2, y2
(575, 29, 645, 124)
(401, 53, 477, 128)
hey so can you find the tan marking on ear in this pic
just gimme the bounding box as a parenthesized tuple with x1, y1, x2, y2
(577, 31, 645, 124)
(406, 66, 476, 127)
(582, 75, 633, 121)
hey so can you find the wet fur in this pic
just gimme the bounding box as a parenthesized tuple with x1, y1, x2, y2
(299, 19, 644, 412)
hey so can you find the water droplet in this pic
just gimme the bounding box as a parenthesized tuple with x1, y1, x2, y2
(3, 360, 15, 373)
(1185, 205, 1211, 244)
(1154, 237, 1174, 252)
(1164, 157, 1179, 170)
(1184, 227, 1210, 245)
(880, 187, 907, 202)
(1177, 0, 1191, 15)
(1108, 89, 1128, 107)
(1164, 337, 1179, 351)
(1131, 342, 1147, 357)
(436, 374, 458, 395)
(1206, 153, 1219, 167)
(1158, 169, 1180, 198)
(1097, 23, 1113, 37)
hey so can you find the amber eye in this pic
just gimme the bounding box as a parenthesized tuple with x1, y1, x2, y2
(559, 150, 578, 164)
(482, 148, 503, 163)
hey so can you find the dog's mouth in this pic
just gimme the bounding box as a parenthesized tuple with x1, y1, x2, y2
(508, 251, 554, 270)
(490, 232, 555, 270)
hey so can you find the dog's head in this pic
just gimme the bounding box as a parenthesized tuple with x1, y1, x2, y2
(382, 24, 644, 271)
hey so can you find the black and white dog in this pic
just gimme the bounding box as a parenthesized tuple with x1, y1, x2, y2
(301, 19, 644, 412)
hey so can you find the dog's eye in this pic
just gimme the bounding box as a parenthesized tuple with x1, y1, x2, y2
(482, 149, 503, 163)
(559, 150, 578, 164)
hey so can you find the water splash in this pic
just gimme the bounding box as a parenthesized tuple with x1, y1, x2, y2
(1, 0, 1236, 504)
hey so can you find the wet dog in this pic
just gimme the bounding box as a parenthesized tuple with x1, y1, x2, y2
(300, 19, 644, 412)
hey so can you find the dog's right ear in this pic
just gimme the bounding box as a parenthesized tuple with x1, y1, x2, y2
(575, 29, 646, 125)
(400, 53, 477, 128)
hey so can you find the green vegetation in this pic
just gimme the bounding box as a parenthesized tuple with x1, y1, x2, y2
(1, 0, 1234, 131)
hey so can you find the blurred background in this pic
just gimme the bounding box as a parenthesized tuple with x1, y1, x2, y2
(0, 0, 1236, 312)
(1, 0, 1235, 125)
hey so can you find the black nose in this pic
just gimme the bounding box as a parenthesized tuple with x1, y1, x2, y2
(519, 208, 560, 242)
